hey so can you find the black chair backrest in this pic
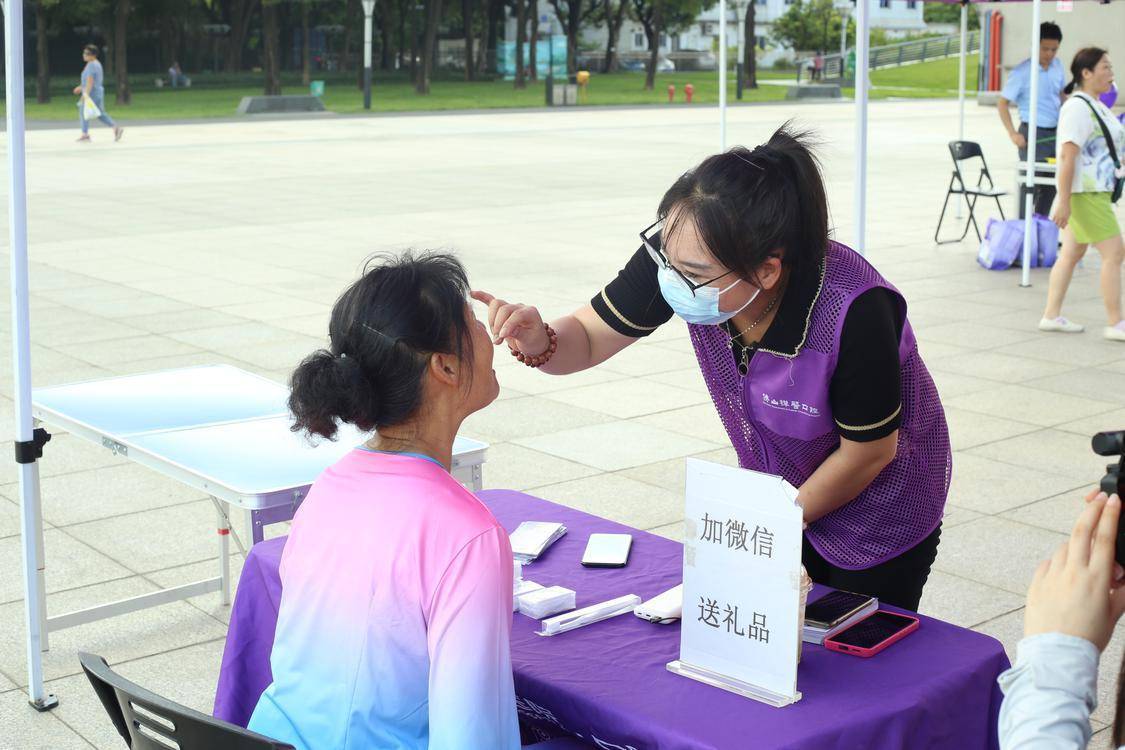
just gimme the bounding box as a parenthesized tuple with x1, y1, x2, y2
(79, 652, 294, 750)
(949, 140, 984, 162)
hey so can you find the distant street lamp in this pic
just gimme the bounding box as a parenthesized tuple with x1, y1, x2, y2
(362, 0, 375, 109)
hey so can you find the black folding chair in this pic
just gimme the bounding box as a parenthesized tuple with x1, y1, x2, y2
(79, 652, 294, 750)
(934, 140, 1008, 244)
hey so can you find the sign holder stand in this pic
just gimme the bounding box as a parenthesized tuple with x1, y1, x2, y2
(667, 660, 802, 707)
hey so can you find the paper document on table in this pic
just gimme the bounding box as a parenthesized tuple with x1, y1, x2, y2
(675, 458, 804, 703)
(509, 521, 567, 563)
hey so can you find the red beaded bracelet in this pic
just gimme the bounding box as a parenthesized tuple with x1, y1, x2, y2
(509, 323, 558, 368)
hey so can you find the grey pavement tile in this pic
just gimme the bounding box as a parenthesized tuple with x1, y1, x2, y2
(1054, 408, 1125, 438)
(480, 443, 603, 492)
(943, 407, 1040, 451)
(914, 340, 978, 363)
(948, 452, 1086, 514)
(973, 609, 1025, 663)
(929, 370, 1000, 400)
(647, 521, 685, 542)
(964, 429, 1104, 484)
(529, 473, 685, 531)
(460, 395, 615, 444)
(64, 499, 226, 575)
(595, 343, 702, 377)
(0, 496, 25, 541)
(47, 639, 230, 750)
(630, 404, 731, 446)
(916, 321, 1041, 351)
(941, 503, 986, 529)
(0, 690, 94, 750)
(1023, 368, 1125, 406)
(493, 362, 627, 396)
(947, 385, 1119, 428)
(117, 307, 253, 334)
(50, 335, 203, 369)
(641, 366, 709, 391)
(541, 379, 710, 420)
(0, 575, 228, 689)
(166, 321, 311, 351)
(617, 448, 740, 494)
(11, 463, 208, 528)
(932, 517, 1064, 595)
(515, 422, 716, 472)
(1002, 491, 1092, 535)
(930, 351, 1079, 385)
(993, 335, 1125, 367)
(0, 528, 131, 605)
(917, 571, 1024, 629)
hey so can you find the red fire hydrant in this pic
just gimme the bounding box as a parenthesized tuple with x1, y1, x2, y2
(667, 84, 676, 103)
(684, 83, 694, 103)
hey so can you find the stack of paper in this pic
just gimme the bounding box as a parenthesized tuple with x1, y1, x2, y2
(518, 585, 576, 619)
(802, 598, 879, 645)
(509, 521, 567, 563)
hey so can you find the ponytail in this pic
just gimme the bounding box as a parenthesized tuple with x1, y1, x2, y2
(1067, 47, 1107, 96)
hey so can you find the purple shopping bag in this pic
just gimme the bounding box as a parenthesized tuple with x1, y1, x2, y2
(978, 218, 1031, 270)
(1034, 214, 1059, 268)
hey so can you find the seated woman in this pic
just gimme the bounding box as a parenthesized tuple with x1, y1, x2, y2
(247, 252, 526, 749)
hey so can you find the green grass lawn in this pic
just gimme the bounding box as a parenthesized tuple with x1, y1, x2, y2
(5, 55, 975, 122)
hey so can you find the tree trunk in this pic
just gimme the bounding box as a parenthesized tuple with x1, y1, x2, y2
(410, 1, 419, 82)
(226, 0, 259, 73)
(515, 0, 526, 87)
(483, 0, 500, 77)
(564, 4, 578, 75)
(342, 0, 356, 72)
(398, 0, 408, 70)
(380, 1, 392, 70)
(262, 2, 282, 94)
(643, 15, 659, 90)
(416, 0, 442, 94)
(114, 0, 131, 105)
(35, 1, 49, 104)
(301, 1, 311, 85)
(744, 0, 756, 88)
(528, 0, 538, 80)
(463, 0, 475, 80)
(602, 0, 624, 73)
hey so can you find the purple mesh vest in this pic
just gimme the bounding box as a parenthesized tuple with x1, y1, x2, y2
(689, 242, 951, 570)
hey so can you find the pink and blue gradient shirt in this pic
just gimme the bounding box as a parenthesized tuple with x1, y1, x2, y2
(247, 449, 520, 750)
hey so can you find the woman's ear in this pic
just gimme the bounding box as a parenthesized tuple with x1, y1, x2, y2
(429, 352, 460, 387)
(756, 256, 785, 291)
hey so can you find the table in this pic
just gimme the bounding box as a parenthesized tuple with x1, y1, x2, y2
(215, 490, 1010, 750)
(21, 365, 487, 706)
(1016, 161, 1057, 217)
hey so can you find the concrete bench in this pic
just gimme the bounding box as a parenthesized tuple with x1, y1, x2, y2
(786, 84, 842, 100)
(236, 95, 326, 115)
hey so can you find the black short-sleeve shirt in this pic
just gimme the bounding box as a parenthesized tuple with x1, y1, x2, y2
(590, 243, 904, 442)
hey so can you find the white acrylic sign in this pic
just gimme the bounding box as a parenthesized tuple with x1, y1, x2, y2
(668, 458, 804, 707)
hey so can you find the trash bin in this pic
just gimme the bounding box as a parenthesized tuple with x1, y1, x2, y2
(310, 80, 325, 97)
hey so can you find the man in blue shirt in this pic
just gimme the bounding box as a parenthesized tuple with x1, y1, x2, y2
(998, 22, 1066, 217)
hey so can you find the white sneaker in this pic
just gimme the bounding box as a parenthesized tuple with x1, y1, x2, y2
(1039, 316, 1085, 333)
(1105, 322, 1125, 342)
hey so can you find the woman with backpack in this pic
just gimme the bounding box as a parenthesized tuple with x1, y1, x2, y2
(1040, 48, 1125, 341)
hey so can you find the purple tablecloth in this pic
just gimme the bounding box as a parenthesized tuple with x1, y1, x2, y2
(215, 489, 1009, 750)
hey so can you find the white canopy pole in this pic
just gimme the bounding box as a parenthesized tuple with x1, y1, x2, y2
(958, 0, 968, 142)
(362, 0, 376, 109)
(854, 0, 869, 255)
(5, 0, 55, 711)
(1020, 0, 1041, 287)
(719, 0, 728, 150)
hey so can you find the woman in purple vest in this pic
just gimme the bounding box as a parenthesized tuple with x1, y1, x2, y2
(474, 125, 951, 611)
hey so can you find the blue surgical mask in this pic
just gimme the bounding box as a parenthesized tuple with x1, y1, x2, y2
(656, 265, 760, 325)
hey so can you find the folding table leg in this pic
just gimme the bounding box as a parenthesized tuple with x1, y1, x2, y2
(216, 503, 231, 606)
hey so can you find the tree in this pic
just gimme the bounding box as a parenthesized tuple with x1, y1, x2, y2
(34, 0, 58, 104)
(630, 0, 707, 90)
(262, 0, 282, 94)
(769, 0, 838, 56)
(113, 0, 131, 105)
(598, 0, 627, 73)
(415, 0, 443, 93)
(743, 0, 756, 89)
(527, 0, 538, 80)
(923, 2, 979, 31)
(300, 0, 311, 85)
(223, 0, 260, 72)
(463, 0, 476, 79)
(548, 0, 597, 75)
(514, 0, 527, 87)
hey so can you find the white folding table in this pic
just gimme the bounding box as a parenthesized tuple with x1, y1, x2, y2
(22, 364, 488, 707)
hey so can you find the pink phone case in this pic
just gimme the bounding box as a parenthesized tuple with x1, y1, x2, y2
(823, 612, 919, 658)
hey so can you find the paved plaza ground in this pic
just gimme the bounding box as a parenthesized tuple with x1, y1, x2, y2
(1, 98, 1124, 748)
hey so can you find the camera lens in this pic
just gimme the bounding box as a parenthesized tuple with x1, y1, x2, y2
(1093, 431, 1125, 456)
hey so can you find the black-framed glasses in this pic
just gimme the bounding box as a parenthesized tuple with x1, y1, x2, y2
(640, 219, 732, 297)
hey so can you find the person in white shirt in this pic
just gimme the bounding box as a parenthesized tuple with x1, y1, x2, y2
(998, 490, 1125, 749)
(1040, 48, 1125, 341)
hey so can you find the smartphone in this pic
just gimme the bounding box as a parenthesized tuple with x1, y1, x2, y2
(581, 533, 633, 568)
(804, 590, 876, 629)
(823, 610, 919, 657)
